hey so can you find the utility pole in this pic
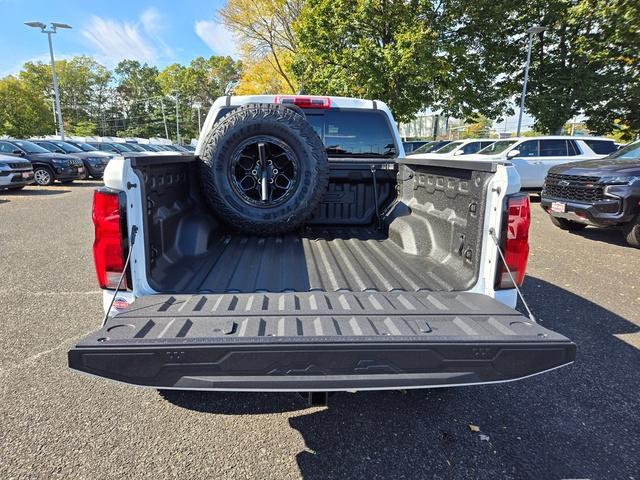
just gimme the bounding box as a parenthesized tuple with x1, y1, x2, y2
(193, 102, 202, 136)
(50, 98, 57, 134)
(517, 26, 547, 136)
(175, 92, 180, 144)
(25, 21, 71, 140)
(160, 98, 169, 139)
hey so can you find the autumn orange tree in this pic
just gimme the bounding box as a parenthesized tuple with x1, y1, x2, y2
(220, 0, 302, 94)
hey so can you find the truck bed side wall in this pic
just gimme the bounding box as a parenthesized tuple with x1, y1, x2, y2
(388, 161, 492, 291)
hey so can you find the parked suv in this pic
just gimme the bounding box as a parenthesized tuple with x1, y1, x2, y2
(0, 140, 84, 186)
(32, 140, 111, 179)
(0, 153, 34, 190)
(409, 140, 453, 155)
(541, 141, 640, 247)
(411, 138, 496, 158)
(468, 136, 617, 190)
(88, 142, 146, 155)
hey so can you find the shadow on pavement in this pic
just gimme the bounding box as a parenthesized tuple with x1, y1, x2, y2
(1, 187, 71, 196)
(158, 390, 308, 415)
(162, 277, 640, 479)
(571, 226, 630, 248)
(65, 180, 104, 188)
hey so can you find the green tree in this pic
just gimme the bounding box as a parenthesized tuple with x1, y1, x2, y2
(293, 0, 444, 122)
(71, 121, 97, 136)
(158, 56, 242, 141)
(430, 0, 524, 121)
(0, 76, 52, 137)
(514, 0, 604, 134)
(572, 0, 639, 139)
(112, 60, 163, 138)
(460, 115, 493, 139)
(221, 0, 302, 92)
(19, 56, 112, 133)
(293, 0, 526, 123)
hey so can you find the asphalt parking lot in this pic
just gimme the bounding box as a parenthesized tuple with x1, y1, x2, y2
(1, 183, 638, 480)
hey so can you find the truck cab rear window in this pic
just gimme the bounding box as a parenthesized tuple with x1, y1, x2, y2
(305, 110, 396, 158)
(215, 106, 397, 158)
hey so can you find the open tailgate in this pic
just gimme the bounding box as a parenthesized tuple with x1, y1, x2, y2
(68, 292, 575, 391)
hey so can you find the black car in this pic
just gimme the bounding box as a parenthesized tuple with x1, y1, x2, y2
(88, 142, 138, 155)
(541, 140, 640, 247)
(32, 140, 111, 179)
(0, 139, 84, 186)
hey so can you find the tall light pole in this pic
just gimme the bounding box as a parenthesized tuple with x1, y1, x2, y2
(25, 21, 71, 140)
(517, 25, 547, 136)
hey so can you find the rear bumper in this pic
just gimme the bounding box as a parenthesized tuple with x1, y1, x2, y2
(69, 292, 575, 391)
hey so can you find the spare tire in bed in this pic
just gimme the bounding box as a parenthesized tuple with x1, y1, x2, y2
(199, 103, 329, 235)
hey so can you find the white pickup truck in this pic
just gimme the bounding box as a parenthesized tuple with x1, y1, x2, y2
(68, 95, 575, 395)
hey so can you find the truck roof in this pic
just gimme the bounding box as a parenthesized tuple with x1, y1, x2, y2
(219, 95, 389, 111)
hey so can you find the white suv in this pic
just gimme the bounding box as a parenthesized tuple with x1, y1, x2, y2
(468, 136, 617, 189)
(410, 138, 496, 158)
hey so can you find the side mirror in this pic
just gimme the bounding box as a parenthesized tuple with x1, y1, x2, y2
(507, 149, 520, 158)
(56, 149, 65, 154)
(454, 150, 464, 156)
(13, 149, 23, 156)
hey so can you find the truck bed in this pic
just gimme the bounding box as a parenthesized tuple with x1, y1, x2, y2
(154, 228, 458, 294)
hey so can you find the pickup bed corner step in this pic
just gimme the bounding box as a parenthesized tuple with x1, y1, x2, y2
(68, 291, 575, 391)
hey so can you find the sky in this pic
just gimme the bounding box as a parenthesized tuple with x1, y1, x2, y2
(0, 0, 238, 76)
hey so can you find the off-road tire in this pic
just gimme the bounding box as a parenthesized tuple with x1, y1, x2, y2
(200, 103, 329, 235)
(622, 217, 640, 248)
(549, 216, 588, 232)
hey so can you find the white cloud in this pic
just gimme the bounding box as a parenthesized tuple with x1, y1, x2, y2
(81, 9, 173, 66)
(195, 19, 238, 58)
(140, 7, 163, 34)
(1, 53, 81, 77)
(140, 7, 173, 57)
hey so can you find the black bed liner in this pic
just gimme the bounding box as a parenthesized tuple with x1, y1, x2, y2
(69, 291, 575, 391)
(155, 228, 460, 293)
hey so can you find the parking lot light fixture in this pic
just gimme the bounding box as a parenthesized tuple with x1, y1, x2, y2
(517, 25, 547, 136)
(24, 21, 72, 140)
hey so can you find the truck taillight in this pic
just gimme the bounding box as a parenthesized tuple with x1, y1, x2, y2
(275, 95, 331, 109)
(93, 189, 128, 289)
(496, 194, 531, 289)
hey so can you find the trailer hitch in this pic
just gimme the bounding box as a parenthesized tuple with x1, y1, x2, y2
(298, 391, 330, 407)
